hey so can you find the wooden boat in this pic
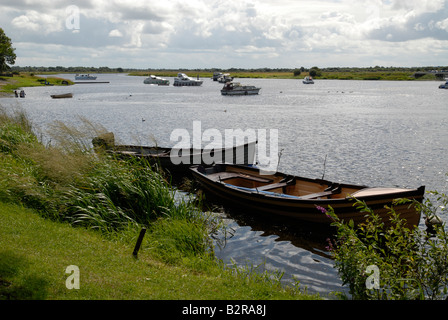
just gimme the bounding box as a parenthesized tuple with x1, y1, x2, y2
(92, 133, 256, 175)
(189, 164, 425, 229)
(51, 93, 73, 99)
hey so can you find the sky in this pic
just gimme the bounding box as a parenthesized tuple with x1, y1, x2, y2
(1, 0, 448, 69)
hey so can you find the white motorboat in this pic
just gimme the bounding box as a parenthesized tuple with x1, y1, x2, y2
(302, 76, 314, 84)
(221, 82, 260, 96)
(173, 73, 203, 86)
(439, 79, 448, 89)
(143, 75, 170, 85)
(75, 74, 97, 80)
(217, 73, 233, 83)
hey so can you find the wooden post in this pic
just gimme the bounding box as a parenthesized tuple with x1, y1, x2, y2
(132, 228, 146, 258)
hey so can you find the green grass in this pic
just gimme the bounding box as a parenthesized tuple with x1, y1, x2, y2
(0, 73, 73, 94)
(0, 197, 319, 300)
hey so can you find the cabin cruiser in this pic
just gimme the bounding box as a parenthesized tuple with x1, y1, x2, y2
(75, 74, 97, 80)
(213, 72, 223, 81)
(221, 82, 260, 95)
(439, 79, 448, 89)
(143, 75, 170, 85)
(173, 73, 203, 86)
(302, 76, 314, 84)
(217, 73, 233, 83)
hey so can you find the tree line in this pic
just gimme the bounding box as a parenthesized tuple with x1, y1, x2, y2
(9, 65, 448, 75)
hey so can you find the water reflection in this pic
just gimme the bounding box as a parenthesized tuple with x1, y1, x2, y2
(202, 198, 347, 296)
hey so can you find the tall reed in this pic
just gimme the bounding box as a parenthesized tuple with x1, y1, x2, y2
(0, 105, 216, 261)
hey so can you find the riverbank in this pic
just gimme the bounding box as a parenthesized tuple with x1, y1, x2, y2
(0, 201, 320, 300)
(0, 106, 320, 300)
(0, 73, 73, 97)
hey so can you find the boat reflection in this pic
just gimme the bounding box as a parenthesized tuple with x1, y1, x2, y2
(205, 200, 336, 260)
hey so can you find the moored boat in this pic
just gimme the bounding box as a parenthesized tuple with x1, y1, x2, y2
(217, 74, 233, 83)
(173, 73, 203, 86)
(189, 164, 425, 229)
(221, 82, 261, 95)
(51, 93, 73, 99)
(143, 75, 170, 85)
(439, 79, 448, 89)
(303, 76, 314, 84)
(92, 133, 256, 175)
(75, 74, 97, 80)
(213, 72, 223, 81)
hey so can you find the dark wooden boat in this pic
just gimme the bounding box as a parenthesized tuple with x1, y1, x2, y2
(51, 93, 73, 99)
(190, 164, 425, 229)
(92, 133, 256, 175)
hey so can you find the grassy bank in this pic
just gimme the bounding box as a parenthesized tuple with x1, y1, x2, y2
(0, 73, 73, 96)
(0, 202, 318, 300)
(129, 70, 438, 81)
(0, 106, 319, 300)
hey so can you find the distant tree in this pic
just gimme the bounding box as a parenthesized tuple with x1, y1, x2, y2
(293, 69, 301, 77)
(309, 66, 322, 78)
(0, 28, 16, 73)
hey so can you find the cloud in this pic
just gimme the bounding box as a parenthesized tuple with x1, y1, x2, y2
(11, 10, 63, 34)
(108, 29, 123, 37)
(2, 0, 448, 68)
(365, 6, 448, 41)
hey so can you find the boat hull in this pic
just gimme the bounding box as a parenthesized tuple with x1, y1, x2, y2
(221, 88, 260, 95)
(51, 93, 73, 99)
(92, 133, 256, 175)
(190, 164, 425, 229)
(173, 81, 203, 86)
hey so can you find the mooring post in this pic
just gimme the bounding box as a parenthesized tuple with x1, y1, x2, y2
(133, 227, 147, 258)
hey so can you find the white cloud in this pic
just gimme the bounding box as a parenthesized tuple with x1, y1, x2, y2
(2, 0, 448, 68)
(108, 29, 123, 37)
(11, 10, 63, 34)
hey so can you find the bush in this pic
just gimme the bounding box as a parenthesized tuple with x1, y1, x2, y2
(327, 192, 448, 300)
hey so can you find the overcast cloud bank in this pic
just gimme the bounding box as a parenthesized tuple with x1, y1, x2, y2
(2, 0, 448, 68)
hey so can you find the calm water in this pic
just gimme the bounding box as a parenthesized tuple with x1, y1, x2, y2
(2, 74, 447, 296)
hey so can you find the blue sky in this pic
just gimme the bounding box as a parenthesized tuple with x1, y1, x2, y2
(2, 0, 448, 68)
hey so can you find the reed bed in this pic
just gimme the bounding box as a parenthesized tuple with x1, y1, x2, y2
(0, 105, 217, 261)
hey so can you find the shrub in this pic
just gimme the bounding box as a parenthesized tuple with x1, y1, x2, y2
(327, 192, 448, 300)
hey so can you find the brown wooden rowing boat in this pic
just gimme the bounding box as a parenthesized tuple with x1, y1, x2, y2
(50, 93, 73, 99)
(190, 164, 425, 229)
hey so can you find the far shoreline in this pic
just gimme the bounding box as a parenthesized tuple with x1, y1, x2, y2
(1, 69, 445, 98)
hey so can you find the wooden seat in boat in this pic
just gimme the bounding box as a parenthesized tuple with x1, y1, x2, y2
(299, 184, 342, 199)
(256, 177, 296, 191)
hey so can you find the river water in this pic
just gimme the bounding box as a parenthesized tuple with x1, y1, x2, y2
(2, 73, 447, 297)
